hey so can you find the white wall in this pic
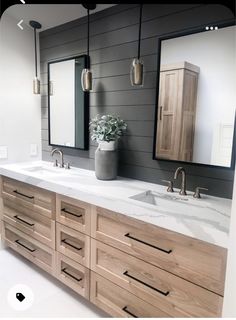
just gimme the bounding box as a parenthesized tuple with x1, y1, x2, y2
(223, 164, 236, 316)
(0, 13, 42, 164)
(161, 26, 236, 166)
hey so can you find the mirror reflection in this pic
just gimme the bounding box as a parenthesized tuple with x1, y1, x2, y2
(48, 55, 88, 150)
(155, 25, 236, 167)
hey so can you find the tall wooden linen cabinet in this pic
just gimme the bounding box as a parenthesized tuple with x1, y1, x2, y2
(155, 61, 200, 161)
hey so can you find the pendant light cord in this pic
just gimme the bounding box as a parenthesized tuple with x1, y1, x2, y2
(87, 8, 90, 57)
(137, 4, 143, 60)
(34, 27, 38, 77)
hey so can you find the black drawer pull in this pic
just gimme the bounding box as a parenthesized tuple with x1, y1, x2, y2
(123, 271, 169, 296)
(61, 239, 82, 251)
(62, 268, 82, 282)
(61, 208, 82, 218)
(14, 215, 35, 227)
(124, 233, 172, 254)
(122, 306, 138, 318)
(15, 239, 36, 252)
(13, 190, 34, 199)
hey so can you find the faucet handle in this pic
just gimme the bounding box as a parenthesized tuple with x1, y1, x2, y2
(162, 180, 174, 193)
(193, 187, 208, 199)
(65, 162, 71, 170)
(53, 159, 58, 167)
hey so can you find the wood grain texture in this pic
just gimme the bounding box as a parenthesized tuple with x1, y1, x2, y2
(2, 222, 55, 275)
(40, 4, 235, 198)
(91, 239, 223, 318)
(1, 176, 56, 220)
(56, 194, 91, 235)
(56, 222, 90, 267)
(90, 271, 172, 318)
(156, 63, 199, 161)
(56, 252, 90, 299)
(91, 205, 227, 296)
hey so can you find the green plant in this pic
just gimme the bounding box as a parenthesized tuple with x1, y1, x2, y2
(90, 114, 127, 142)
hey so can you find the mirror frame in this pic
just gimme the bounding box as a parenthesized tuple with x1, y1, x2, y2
(153, 21, 236, 170)
(47, 54, 90, 150)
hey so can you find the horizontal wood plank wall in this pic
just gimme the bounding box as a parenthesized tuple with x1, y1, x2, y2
(40, 4, 235, 198)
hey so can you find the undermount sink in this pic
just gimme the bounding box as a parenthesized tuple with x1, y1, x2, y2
(130, 190, 200, 209)
(23, 165, 60, 175)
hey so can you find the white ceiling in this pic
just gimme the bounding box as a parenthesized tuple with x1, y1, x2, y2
(6, 4, 116, 31)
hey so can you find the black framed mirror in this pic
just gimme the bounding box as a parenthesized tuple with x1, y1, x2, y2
(48, 55, 89, 150)
(153, 24, 236, 169)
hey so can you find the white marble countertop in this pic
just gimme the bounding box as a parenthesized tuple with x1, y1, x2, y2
(0, 161, 232, 248)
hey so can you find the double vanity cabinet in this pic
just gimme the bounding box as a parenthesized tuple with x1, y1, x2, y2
(0, 170, 228, 318)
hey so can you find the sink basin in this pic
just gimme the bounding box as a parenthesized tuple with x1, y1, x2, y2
(23, 165, 60, 175)
(130, 190, 190, 206)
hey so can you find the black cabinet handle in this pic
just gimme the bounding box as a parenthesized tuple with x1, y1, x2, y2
(61, 208, 82, 218)
(61, 239, 82, 251)
(122, 306, 138, 318)
(123, 271, 169, 296)
(124, 233, 172, 254)
(159, 106, 163, 121)
(13, 190, 34, 199)
(62, 268, 82, 282)
(15, 239, 36, 252)
(14, 215, 35, 227)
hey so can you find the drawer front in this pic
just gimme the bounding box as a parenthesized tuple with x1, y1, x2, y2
(91, 206, 226, 296)
(2, 176, 55, 219)
(3, 202, 55, 248)
(2, 222, 55, 275)
(91, 239, 223, 318)
(56, 223, 90, 267)
(56, 195, 91, 235)
(90, 272, 171, 318)
(56, 252, 90, 299)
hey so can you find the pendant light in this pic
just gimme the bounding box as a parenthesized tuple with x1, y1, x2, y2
(81, 4, 96, 92)
(131, 4, 144, 86)
(29, 21, 42, 94)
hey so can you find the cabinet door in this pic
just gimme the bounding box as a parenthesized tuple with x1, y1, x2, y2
(179, 69, 198, 161)
(156, 70, 180, 159)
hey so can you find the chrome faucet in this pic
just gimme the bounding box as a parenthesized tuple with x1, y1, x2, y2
(174, 167, 187, 195)
(51, 148, 64, 168)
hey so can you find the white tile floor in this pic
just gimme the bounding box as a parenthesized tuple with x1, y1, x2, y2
(0, 239, 108, 318)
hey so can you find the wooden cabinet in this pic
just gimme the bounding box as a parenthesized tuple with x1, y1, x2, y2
(56, 194, 91, 235)
(3, 221, 55, 274)
(90, 272, 171, 318)
(91, 239, 223, 318)
(56, 223, 90, 268)
(91, 205, 226, 296)
(0, 175, 227, 317)
(2, 176, 56, 219)
(155, 61, 199, 161)
(56, 252, 90, 299)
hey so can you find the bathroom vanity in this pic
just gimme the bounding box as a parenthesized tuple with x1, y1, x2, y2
(0, 162, 231, 317)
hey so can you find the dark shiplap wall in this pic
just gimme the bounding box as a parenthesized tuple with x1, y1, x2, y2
(40, 4, 235, 198)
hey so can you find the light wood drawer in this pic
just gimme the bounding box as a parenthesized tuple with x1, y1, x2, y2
(91, 239, 223, 318)
(56, 252, 90, 299)
(56, 195, 91, 235)
(90, 271, 171, 318)
(3, 203, 55, 248)
(2, 222, 55, 275)
(1, 176, 55, 220)
(56, 223, 90, 267)
(91, 206, 226, 296)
